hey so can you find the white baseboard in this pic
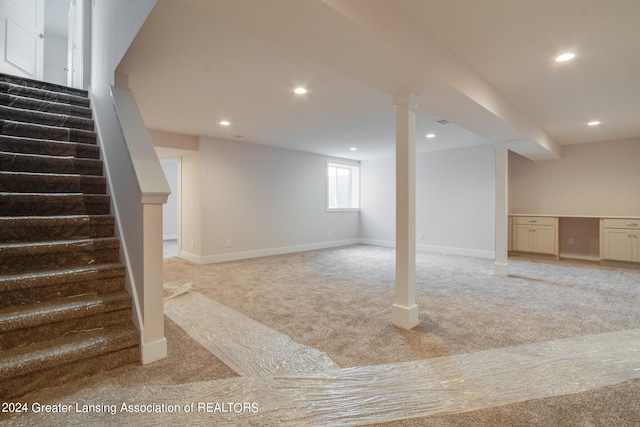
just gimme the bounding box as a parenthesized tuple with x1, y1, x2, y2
(178, 239, 494, 264)
(417, 243, 495, 259)
(358, 239, 395, 248)
(163, 234, 178, 241)
(359, 239, 495, 259)
(178, 250, 201, 264)
(180, 239, 360, 264)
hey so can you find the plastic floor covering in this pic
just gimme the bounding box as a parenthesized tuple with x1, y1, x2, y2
(6, 291, 640, 426)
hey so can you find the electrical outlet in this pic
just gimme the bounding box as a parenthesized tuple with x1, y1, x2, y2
(190, 240, 194, 248)
(419, 233, 424, 240)
(327, 231, 332, 238)
(568, 238, 574, 245)
(226, 240, 232, 247)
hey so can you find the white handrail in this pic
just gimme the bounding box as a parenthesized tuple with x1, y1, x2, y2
(111, 87, 170, 204)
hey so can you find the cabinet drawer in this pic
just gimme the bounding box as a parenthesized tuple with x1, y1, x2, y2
(512, 216, 555, 226)
(603, 218, 640, 229)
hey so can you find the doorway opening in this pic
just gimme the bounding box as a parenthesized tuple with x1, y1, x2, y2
(44, 0, 86, 88)
(43, 0, 69, 85)
(160, 157, 180, 259)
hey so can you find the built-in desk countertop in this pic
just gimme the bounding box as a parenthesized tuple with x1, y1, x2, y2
(510, 214, 640, 220)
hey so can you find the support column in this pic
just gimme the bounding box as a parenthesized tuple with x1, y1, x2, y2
(392, 93, 419, 329)
(495, 143, 509, 276)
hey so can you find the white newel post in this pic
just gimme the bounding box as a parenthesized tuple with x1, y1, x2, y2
(141, 202, 167, 364)
(393, 93, 419, 329)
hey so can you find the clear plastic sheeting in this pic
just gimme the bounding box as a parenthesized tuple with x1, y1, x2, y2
(164, 292, 340, 376)
(163, 281, 193, 299)
(6, 328, 640, 426)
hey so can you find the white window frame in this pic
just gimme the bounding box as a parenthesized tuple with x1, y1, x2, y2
(326, 158, 360, 212)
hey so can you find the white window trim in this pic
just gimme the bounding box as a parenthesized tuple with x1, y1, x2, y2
(326, 158, 360, 212)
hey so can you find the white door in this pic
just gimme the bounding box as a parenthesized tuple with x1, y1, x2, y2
(0, 0, 44, 80)
(66, 0, 75, 86)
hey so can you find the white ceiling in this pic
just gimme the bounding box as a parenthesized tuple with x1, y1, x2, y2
(117, 0, 640, 161)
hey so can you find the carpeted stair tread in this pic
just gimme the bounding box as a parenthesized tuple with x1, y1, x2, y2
(0, 152, 102, 175)
(1, 308, 132, 351)
(0, 237, 120, 274)
(0, 171, 106, 194)
(0, 324, 138, 381)
(0, 93, 92, 119)
(0, 105, 94, 131)
(0, 192, 111, 216)
(0, 290, 132, 334)
(0, 236, 119, 252)
(0, 292, 132, 350)
(0, 263, 126, 309)
(0, 80, 90, 108)
(1, 345, 138, 400)
(0, 214, 115, 242)
(0, 74, 88, 98)
(0, 262, 125, 293)
(0, 120, 96, 143)
(0, 135, 99, 158)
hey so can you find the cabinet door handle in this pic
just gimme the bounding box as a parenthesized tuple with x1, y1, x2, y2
(528, 220, 537, 223)
(628, 223, 639, 227)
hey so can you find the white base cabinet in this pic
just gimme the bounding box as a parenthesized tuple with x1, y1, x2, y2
(511, 216, 557, 256)
(602, 219, 640, 262)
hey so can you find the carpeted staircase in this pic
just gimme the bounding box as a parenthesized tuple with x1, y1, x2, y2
(0, 73, 139, 399)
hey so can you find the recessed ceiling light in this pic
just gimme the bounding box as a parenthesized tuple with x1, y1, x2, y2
(426, 133, 436, 138)
(220, 121, 230, 126)
(555, 53, 575, 62)
(588, 121, 601, 126)
(294, 88, 307, 94)
(349, 147, 357, 151)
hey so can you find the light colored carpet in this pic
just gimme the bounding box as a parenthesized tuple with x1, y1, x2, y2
(166, 245, 640, 368)
(4, 244, 640, 426)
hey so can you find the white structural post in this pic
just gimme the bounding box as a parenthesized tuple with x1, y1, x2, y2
(393, 93, 419, 329)
(494, 143, 509, 276)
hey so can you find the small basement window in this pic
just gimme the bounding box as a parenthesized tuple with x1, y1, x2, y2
(326, 159, 360, 211)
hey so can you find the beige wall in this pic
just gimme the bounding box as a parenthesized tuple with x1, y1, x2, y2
(361, 144, 496, 258)
(152, 131, 359, 263)
(197, 136, 359, 263)
(152, 132, 640, 263)
(509, 138, 640, 217)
